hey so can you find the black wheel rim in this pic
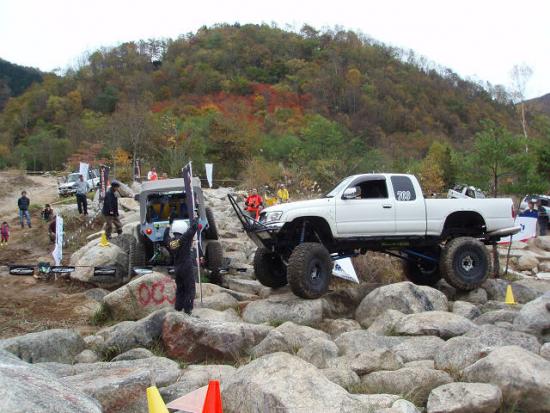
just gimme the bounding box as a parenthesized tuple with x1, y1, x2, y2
(307, 258, 326, 287)
(453, 249, 485, 281)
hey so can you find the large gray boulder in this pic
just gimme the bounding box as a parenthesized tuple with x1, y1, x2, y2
(335, 330, 404, 356)
(0, 329, 85, 364)
(455, 288, 488, 305)
(393, 311, 477, 339)
(367, 310, 406, 335)
(434, 336, 491, 376)
(482, 279, 543, 304)
(296, 339, 339, 369)
(321, 367, 361, 389)
(452, 301, 481, 320)
(391, 336, 446, 362)
(463, 346, 550, 412)
(242, 293, 325, 326)
(474, 309, 518, 325)
(70, 240, 128, 288)
(111, 348, 154, 361)
(252, 321, 330, 357)
(0, 350, 102, 413)
(513, 292, 550, 340)
(346, 349, 403, 375)
(427, 382, 502, 413)
(355, 282, 448, 327)
(361, 367, 453, 405)
(162, 312, 271, 362)
(221, 352, 374, 412)
(195, 292, 239, 311)
(319, 318, 362, 338)
(464, 324, 541, 353)
(193, 307, 242, 323)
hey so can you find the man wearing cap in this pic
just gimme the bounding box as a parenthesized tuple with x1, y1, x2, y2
(102, 181, 122, 239)
(164, 215, 200, 314)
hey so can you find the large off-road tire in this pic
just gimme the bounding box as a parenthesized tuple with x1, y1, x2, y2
(128, 237, 147, 268)
(204, 207, 219, 240)
(287, 242, 332, 299)
(253, 247, 288, 288)
(403, 247, 442, 286)
(205, 240, 224, 285)
(440, 237, 492, 291)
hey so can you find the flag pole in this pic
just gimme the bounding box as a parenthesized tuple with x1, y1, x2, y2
(188, 161, 203, 305)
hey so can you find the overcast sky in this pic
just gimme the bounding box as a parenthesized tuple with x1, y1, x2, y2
(1, 0, 548, 99)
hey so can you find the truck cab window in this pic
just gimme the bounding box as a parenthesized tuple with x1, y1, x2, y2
(357, 179, 388, 199)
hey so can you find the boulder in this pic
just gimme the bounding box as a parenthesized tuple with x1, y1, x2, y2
(455, 288, 488, 305)
(321, 367, 360, 389)
(404, 359, 435, 369)
(388, 399, 422, 413)
(221, 352, 372, 412)
(95, 309, 170, 355)
(541, 343, 550, 360)
(335, 330, 404, 356)
(193, 307, 242, 323)
(426, 382, 502, 413)
(535, 236, 550, 251)
(513, 292, 550, 340)
(349, 394, 401, 409)
(160, 364, 236, 403)
(118, 197, 138, 212)
(434, 336, 491, 376)
(393, 311, 477, 339)
(361, 367, 453, 405)
(452, 301, 481, 319)
(348, 349, 403, 375)
(85, 288, 110, 302)
(0, 350, 102, 413)
(296, 339, 338, 369)
(116, 182, 135, 198)
(195, 292, 239, 311)
(0, 329, 85, 364)
(74, 349, 100, 364)
(355, 282, 448, 327)
(242, 293, 325, 326)
(391, 336, 446, 362)
(464, 324, 541, 353)
(480, 300, 523, 312)
(463, 346, 550, 412)
(162, 312, 271, 363)
(252, 321, 330, 357)
(319, 318, 362, 339)
(367, 310, 406, 335)
(111, 348, 154, 361)
(225, 277, 271, 297)
(517, 254, 539, 271)
(482, 279, 542, 304)
(70, 241, 128, 288)
(474, 309, 518, 325)
(322, 285, 375, 318)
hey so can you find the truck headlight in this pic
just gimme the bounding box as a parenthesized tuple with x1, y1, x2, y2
(265, 211, 283, 222)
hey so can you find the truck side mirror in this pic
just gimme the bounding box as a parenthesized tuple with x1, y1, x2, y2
(342, 187, 357, 200)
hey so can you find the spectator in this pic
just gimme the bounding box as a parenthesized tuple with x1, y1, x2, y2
(75, 174, 88, 215)
(102, 181, 122, 239)
(537, 199, 548, 236)
(160, 172, 168, 180)
(1, 221, 9, 246)
(17, 191, 31, 228)
(147, 167, 158, 181)
(41, 204, 54, 221)
(48, 216, 56, 243)
(277, 183, 290, 203)
(245, 188, 263, 220)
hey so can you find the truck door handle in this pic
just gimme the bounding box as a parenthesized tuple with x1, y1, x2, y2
(382, 204, 392, 209)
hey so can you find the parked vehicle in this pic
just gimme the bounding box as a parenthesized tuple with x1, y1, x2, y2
(58, 169, 100, 197)
(231, 173, 519, 299)
(448, 184, 486, 199)
(519, 194, 550, 214)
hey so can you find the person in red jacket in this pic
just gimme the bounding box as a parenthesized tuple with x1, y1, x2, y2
(245, 188, 264, 220)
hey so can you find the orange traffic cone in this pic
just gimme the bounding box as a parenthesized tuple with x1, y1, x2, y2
(202, 380, 223, 413)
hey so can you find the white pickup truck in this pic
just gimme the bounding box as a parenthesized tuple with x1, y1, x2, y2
(230, 173, 520, 299)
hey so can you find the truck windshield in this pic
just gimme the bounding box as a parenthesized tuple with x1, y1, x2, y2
(324, 177, 354, 198)
(146, 193, 189, 223)
(67, 174, 80, 183)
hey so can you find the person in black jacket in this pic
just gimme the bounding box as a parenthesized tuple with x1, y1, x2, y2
(102, 181, 122, 239)
(17, 191, 31, 228)
(163, 216, 199, 314)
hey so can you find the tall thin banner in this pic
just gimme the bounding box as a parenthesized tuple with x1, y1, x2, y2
(99, 165, 110, 200)
(52, 216, 64, 266)
(205, 163, 213, 188)
(79, 162, 89, 180)
(134, 159, 141, 180)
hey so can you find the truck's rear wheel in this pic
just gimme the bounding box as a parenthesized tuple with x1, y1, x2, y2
(403, 247, 441, 286)
(205, 240, 224, 285)
(253, 247, 287, 288)
(440, 237, 491, 291)
(205, 207, 219, 240)
(287, 243, 331, 299)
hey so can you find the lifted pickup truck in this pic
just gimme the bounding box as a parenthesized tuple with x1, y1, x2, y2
(230, 173, 520, 299)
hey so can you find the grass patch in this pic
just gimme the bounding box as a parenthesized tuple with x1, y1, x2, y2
(101, 345, 122, 361)
(352, 253, 405, 284)
(267, 319, 286, 328)
(89, 303, 113, 326)
(147, 339, 168, 358)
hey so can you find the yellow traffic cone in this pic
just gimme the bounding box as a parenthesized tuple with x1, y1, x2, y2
(146, 386, 169, 413)
(505, 284, 516, 305)
(98, 232, 110, 247)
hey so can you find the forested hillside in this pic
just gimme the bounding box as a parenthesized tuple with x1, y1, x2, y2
(0, 58, 43, 111)
(0, 24, 549, 195)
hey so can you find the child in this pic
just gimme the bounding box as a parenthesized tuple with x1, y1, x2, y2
(1, 221, 9, 246)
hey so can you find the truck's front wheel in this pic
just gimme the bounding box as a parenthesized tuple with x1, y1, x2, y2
(440, 237, 491, 291)
(254, 248, 288, 288)
(287, 243, 332, 299)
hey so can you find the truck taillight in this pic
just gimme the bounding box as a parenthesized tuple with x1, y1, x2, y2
(145, 228, 153, 235)
(512, 205, 516, 219)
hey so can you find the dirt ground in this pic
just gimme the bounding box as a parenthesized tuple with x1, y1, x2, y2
(0, 171, 99, 339)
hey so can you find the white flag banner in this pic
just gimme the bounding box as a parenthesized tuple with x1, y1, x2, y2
(332, 257, 359, 283)
(205, 163, 213, 188)
(52, 216, 64, 265)
(79, 162, 89, 180)
(498, 216, 537, 244)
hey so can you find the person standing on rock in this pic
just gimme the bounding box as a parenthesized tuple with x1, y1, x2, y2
(102, 180, 122, 239)
(163, 215, 200, 315)
(537, 198, 548, 236)
(75, 174, 89, 216)
(17, 191, 31, 228)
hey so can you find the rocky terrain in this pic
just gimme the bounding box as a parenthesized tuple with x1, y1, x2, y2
(1, 185, 550, 412)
